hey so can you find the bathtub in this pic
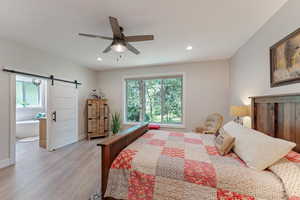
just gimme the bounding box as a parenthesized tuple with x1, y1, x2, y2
(16, 120, 39, 139)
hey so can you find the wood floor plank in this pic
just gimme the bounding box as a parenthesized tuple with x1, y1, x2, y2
(0, 139, 103, 200)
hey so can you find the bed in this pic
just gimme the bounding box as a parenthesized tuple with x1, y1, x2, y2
(99, 93, 300, 200)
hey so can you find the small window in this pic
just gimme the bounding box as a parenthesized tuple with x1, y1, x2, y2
(125, 75, 183, 126)
(16, 77, 42, 108)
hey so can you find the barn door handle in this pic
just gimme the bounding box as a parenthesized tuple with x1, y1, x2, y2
(52, 111, 57, 122)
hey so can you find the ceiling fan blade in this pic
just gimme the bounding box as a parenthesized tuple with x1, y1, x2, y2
(103, 45, 112, 53)
(78, 33, 113, 40)
(125, 35, 154, 42)
(126, 43, 140, 55)
(109, 16, 122, 38)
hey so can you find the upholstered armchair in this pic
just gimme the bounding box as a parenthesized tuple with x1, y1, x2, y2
(195, 113, 224, 134)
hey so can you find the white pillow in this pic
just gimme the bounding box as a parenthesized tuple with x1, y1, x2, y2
(223, 121, 296, 170)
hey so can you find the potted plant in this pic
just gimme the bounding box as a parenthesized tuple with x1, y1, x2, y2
(111, 112, 121, 134)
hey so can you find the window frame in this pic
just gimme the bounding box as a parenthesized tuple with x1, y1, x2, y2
(122, 72, 186, 128)
(16, 77, 44, 109)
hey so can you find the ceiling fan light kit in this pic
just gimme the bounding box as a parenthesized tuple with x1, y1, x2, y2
(111, 41, 127, 53)
(79, 16, 154, 55)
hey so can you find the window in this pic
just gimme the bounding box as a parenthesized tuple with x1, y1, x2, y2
(125, 75, 183, 126)
(16, 77, 42, 108)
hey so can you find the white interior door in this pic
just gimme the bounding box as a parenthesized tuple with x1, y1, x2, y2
(47, 81, 78, 151)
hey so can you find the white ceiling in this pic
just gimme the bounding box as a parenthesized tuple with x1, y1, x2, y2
(0, 0, 287, 70)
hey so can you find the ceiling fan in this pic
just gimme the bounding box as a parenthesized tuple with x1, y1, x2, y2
(79, 16, 154, 55)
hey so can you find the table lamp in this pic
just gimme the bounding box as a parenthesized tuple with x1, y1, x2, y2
(230, 105, 250, 125)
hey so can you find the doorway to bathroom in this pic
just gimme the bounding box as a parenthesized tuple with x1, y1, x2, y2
(15, 75, 46, 159)
(10, 73, 79, 164)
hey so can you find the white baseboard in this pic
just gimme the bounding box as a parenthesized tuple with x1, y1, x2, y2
(0, 158, 11, 169)
(79, 134, 87, 141)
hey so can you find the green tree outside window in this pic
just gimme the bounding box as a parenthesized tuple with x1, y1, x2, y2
(126, 76, 183, 125)
(16, 80, 41, 108)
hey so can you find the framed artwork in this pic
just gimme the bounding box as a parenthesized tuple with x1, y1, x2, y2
(270, 28, 300, 87)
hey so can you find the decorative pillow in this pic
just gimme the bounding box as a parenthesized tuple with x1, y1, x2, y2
(148, 124, 160, 130)
(223, 121, 296, 170)
(215, 128, 235, 155)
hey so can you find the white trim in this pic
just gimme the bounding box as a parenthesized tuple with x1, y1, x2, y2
(9, 74, 16, 165)
(9, 74, 47, 165)
(182, 72, 187, 128)
(0, 158, 11, 169)
(122, 77, 127, 124)
(46, 80, 51, 151)
(123, 72, 185, 80)
(16, 75, 36, 82)
(122, 72, 186, 128)
(75, 89, 79, 142)
(16, 106, 43, 110)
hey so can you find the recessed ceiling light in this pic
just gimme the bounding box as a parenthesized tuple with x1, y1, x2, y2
(186, 46, 193, 50)
(97, 57, 102, 61)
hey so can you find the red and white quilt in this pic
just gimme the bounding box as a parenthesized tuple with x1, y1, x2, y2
(105, 130, 300, 200)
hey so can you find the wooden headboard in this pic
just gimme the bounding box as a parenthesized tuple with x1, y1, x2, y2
(250, 93, 300, 152)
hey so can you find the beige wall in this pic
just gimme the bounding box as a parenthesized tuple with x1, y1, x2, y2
(230, 0, 300, 106)
(0, 38, 97, 167)
(97, 60, 230, 132)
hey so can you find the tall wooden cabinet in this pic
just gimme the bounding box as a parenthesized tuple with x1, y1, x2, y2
(87, 99, 109, 140)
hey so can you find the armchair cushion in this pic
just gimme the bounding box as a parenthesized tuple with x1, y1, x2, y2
(195, 113, 224, 134)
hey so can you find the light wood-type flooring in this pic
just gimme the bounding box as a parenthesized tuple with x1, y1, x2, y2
(0, 139, 103, 200)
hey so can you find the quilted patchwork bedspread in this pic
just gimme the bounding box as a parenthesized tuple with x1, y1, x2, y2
(104, 130, 299, 200)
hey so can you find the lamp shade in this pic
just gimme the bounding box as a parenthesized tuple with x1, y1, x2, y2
(230, 105, 250, 117)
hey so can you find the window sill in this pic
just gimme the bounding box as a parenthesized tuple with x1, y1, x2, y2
(123, 121, 185, 129)
(16, 106, 43, 110)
